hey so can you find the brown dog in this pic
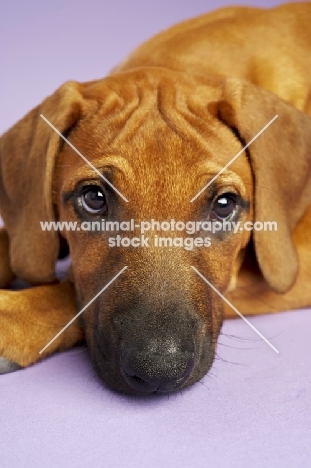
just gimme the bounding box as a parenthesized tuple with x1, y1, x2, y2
(0, 2, 310, 393)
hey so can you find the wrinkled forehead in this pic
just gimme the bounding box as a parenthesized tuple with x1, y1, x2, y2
(57, 70, 252, 209)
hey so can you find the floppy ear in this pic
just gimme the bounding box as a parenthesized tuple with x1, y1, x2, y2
(218, 78, 311, 293)
(0, 81, 89, 284)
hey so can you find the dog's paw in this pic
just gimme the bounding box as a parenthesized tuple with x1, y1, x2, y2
(0, 356, 21, 374)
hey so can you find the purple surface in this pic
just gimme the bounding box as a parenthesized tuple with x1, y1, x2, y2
(1, 0, 310, 467)
(1, 309, 311, 467)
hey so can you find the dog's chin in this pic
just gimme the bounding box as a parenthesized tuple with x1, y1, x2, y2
(87, 333, 216, 396)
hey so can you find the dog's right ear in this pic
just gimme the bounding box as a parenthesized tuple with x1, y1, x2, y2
(218, 78, 311, 294)
(0, 81, 92, 284)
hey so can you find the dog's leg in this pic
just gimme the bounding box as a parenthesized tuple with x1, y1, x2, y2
(0, 227, 15, 287)
(225, 207, 311, 317)
(0, 279, 84, 373)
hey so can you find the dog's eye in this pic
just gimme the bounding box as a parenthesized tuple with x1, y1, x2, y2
(211, 193, 237, 220)
(81, 186, 107, 214)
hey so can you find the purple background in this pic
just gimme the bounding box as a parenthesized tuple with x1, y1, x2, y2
(1, 1, 310, 467)
(1, 0, 290, 134)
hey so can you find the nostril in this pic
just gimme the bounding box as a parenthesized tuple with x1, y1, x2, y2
(121, 363, 158, 392)
(131, 375, 145, 384)
(126, 372, 147, 385)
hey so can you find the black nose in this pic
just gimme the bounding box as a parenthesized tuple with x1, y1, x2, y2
(120, 339, 194, 394)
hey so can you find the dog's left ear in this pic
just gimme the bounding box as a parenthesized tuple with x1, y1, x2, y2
(218, 78, 311, 293)
(0, 81, 94, 284)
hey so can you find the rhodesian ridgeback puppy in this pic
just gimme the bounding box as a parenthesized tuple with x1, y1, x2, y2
(0, 2, 310, 394)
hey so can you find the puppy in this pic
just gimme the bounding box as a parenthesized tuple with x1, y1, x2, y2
(0, 2, 310, 394)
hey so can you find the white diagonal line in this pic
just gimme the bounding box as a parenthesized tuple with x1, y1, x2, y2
(190, 115, 278, 202)
(40, 114, 129, 202)
(39, 266, 128, 354)
(191, 266, 279, 353)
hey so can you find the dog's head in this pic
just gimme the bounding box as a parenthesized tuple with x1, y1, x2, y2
(1, 69, 311, 394)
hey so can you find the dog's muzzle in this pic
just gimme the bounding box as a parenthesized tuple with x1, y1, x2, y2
(97, 302, 209, 395)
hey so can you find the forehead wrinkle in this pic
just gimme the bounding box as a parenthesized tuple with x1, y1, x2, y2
(102, 90, 162, 148)
(90, 78, 222, 151)
(155, 80, 225, 148)
(85, 76, 161, 148)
